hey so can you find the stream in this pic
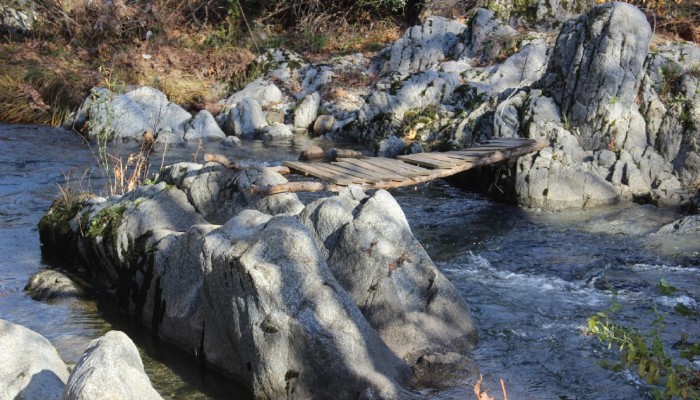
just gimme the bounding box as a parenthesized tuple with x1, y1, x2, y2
(0, 123, 698, 399)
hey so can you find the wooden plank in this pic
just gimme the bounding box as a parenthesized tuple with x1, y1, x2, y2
(334, 159, 406, 182)
(283, 161, 356, 185)
(440, 152, 482, 161)
(397, 153, 454, 169)
(251, 139, 550, 195)
(311, 163, 368, 184)
(353, 159, 425, 179)
(411, 153, 465, 165)
(364, 158, 433, 176)
(321, 162, 381, 183)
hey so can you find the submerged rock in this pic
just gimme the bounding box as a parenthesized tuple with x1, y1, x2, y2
(24, 270, 87, 301)
(0, 319, 69, 400)
(62, 331, 162, 400)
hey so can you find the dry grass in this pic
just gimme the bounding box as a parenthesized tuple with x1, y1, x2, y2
(613, 0, 700, 43)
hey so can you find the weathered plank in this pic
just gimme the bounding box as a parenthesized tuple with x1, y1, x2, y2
(322, 162, 382, 183)
(396, 153, 454, 169)
(333, 159, 405, 181)
(310, 163, 368, 184)
(364, 158, 433, 176)
(283, 161, 357, 185)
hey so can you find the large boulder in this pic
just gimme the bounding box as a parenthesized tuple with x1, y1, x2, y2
(75, 87, 192, 142)
(225, 98, 269, 137)
(183, 110, 226, 142)
(40, 164, 479, 397)
(0, 319, 69, 400)
(299, 189, 477, 361)
(293, 92, 321, 130)
(223, 80, 283, 108)
(61, 331, 162, 400)
(536, 2, 652, 151)
(201, 211, 413, 399)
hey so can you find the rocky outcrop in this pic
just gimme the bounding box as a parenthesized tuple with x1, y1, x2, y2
(62, 331, 162, 400)
(299, 189, 477, 362)
(0, 319, 69, 400)
(379, 16, 466, 76)
(536, 2, 652, 152)
(39, 164, 478, 398)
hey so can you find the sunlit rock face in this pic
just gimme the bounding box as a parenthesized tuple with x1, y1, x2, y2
(39, 164, 478, 398)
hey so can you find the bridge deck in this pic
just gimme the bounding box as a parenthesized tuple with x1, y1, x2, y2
(250, 138, 548, 195)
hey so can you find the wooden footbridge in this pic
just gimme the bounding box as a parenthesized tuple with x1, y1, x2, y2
(245, 137, 548, 195)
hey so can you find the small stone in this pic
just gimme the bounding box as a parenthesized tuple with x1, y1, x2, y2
(312, 115, 335, 136)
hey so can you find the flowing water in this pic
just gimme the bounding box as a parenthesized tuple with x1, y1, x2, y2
(1, 123, 698, 399)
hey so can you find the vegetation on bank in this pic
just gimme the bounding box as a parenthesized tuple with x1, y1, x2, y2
(584, 282, 700, 400)
(0, 0, 409, 126)
(0, 0, 698, 127)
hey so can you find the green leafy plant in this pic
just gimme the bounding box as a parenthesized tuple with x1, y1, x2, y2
(584, 293, 700, 399)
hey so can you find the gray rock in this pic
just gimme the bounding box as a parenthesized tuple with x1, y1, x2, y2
(223, 80, 283, 108)
(125, 87, 192, 135)
(226, 98, 268, 137)
(202, 212, 412, 398)
(157, 163, 304, 224)
(154, 128, 185, 145)
(485, 38, 549, 94)
(24, 270, 87, 301)
(379, 16, 466, 76)
(293, 92, 321, 130)
(657, 215, 700, 234)
(0, 1, 35, 33)
(61, 331, 161, 400)
(312, 115, 336, 136)
(359, 71, 460, 143)
(451, 9, 516, 65)
(485, 0, 594, 28)
(516, 157, 619, 211)
(184, 110, 226, 141)
(40, 159, 480, 396)
(0, 319, 69, 400)
(265, 108, 285, 124)
(536, 2, 652, 151)
(301, 66, 334, 96)
(258, 123, 293, 140)
(656, 74, 700, 186)
(377, 135, 406, 158)
(79, 87, 192, 142)
(224, 135, 242, 147)
(299, 189, 477, 361)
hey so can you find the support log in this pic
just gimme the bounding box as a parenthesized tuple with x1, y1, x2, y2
(204, 153, 290, 175)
